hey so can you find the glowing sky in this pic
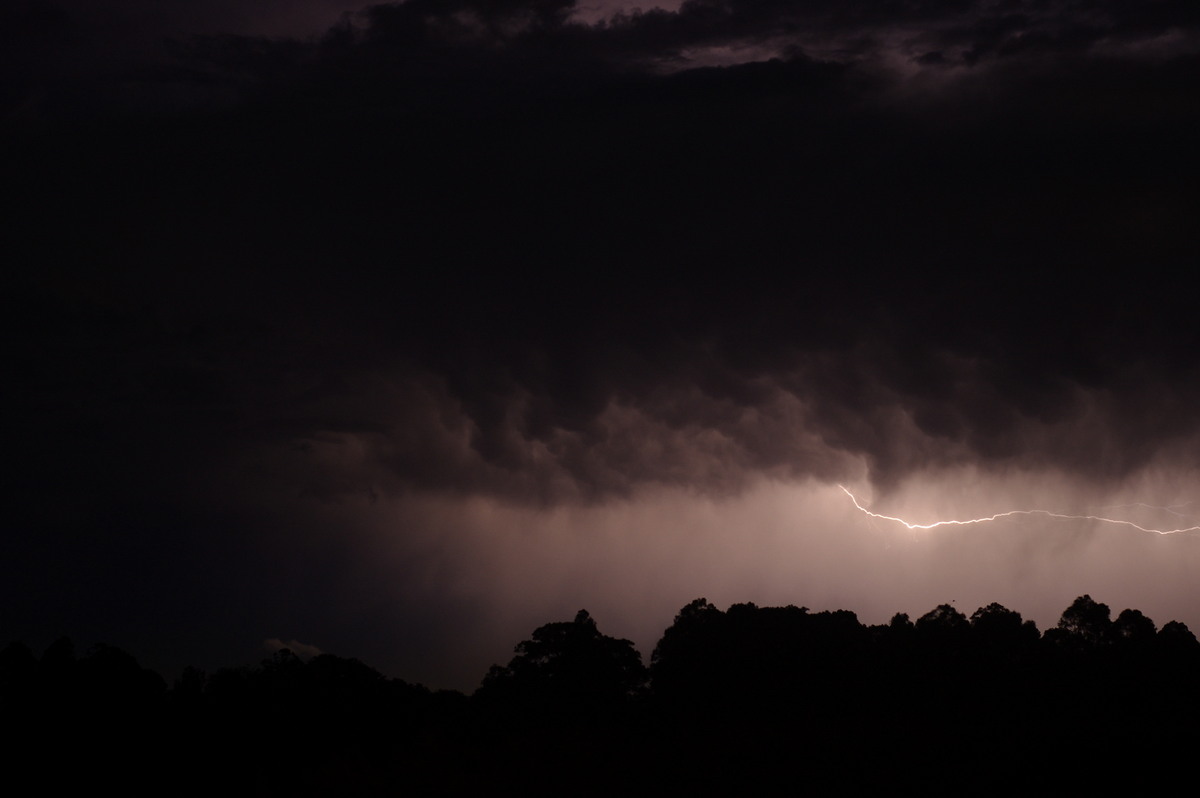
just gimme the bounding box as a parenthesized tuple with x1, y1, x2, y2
(5, 0, 1199, 689)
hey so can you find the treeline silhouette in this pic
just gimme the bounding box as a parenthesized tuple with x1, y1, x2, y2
(4, 596, 1197, 794)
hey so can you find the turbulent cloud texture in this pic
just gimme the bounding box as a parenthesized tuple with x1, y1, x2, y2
(6, 0, 1199, 687)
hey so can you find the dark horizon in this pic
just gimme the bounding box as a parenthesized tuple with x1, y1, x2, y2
(8, 592, 1197, 793)
(8, 590, 1198, 689)
(6, 0, 1200, 693)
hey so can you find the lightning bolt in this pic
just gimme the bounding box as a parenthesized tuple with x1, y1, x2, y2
(838, 486, 1200, 536)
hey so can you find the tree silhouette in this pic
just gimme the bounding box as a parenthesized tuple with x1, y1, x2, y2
(1050, 594, 1113, 649)
(479, 609, 647, 720)
(1157, 620, 1200, 653)
(1112, 608, 1156, 646)
(970, 602, 1038, 650)
(888, 612, 914, 632)
(8, 592, 1200, 794)
(915, 603, 970, 651)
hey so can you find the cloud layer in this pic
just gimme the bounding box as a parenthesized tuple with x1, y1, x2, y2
(5, 0, 1199, 687)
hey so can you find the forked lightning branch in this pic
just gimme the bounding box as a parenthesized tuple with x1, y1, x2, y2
(839, 486, 1200, 536)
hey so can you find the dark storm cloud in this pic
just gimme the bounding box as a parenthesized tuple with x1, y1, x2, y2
(8, 0, 1200, 506)
(10, 0, 1200, 120)
(7, 0, 1200, 689)
(566, 0, 1200, 69)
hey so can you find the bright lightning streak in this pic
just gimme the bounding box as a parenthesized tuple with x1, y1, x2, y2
(838, 486, 1200, 536)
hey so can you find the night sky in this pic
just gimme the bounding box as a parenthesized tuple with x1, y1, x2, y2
(6, 0, 1200, 690)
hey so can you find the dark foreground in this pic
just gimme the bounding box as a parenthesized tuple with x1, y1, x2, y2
(5, 595, 1197, 795)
